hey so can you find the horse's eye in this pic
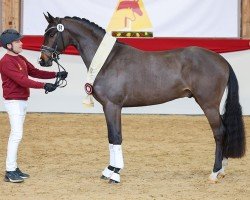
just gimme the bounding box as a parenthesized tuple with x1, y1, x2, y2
(49, 33, 55, 37)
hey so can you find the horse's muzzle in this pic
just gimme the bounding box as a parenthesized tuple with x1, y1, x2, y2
(39, 58, 46, 66)
(39, 57, 53, 67)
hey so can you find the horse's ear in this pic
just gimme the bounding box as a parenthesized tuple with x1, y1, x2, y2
(47, 12, 55, 20)
(43, 12, 55, 23)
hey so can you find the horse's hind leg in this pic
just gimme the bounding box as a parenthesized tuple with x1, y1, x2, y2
(101, 102, 124, 183)
(196, 101, 225, 183)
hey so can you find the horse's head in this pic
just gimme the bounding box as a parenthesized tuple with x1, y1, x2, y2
(39, 12, 70, 67)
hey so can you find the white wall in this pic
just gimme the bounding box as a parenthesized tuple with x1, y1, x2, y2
(22, 0, 240, 37)
(0, 49, 249, 115)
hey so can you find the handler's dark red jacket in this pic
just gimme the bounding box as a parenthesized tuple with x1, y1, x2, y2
(0, 54, 56, 100)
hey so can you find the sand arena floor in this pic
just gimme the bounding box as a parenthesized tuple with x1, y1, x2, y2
(0, 113, 249, 200)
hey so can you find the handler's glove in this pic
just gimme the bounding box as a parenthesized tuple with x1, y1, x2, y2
(44, 83, 57, 93)
(56, 71, 68, 80)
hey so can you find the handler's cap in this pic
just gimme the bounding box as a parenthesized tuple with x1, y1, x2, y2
(0, 29, 23, 49)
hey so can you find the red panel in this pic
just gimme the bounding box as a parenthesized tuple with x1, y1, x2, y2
(21, 35, 250, 55)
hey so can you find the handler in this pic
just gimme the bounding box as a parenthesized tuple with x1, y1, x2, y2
(0, 29, 67, 183)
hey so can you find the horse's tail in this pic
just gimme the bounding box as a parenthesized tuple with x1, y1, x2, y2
(222, 64, 246, 158)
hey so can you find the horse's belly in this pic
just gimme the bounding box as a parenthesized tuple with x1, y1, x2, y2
(123, 87, 185, 107)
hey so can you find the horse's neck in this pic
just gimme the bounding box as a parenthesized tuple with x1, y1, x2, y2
(78, 39, 101, 69)
(70, 25, 104, 69)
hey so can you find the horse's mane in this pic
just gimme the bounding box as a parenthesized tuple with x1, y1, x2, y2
(64, 16, 106, 36)
(63, 16, 125, 45)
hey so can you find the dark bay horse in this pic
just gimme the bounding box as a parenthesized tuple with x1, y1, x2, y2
(39, 13, 246, 184)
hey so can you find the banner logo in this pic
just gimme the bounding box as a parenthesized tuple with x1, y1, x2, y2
(107, 0, 153, 37)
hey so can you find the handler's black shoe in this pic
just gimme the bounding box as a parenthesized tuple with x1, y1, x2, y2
(15, 168, 30, 179)
(4, 171, 24, 183)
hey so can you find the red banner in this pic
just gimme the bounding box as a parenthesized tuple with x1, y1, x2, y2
(22, 36, 250, 54)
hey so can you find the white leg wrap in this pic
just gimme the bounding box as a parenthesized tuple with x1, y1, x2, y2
(222, 157, 228, 168)
(209, 158, 228, 182)
(209, 171, 220, 182)
(110, 172, 120, 183)
(220, 157, 228, 176)
(109, 144, 115, 166)
(102, 167, 114, 178)
(113, 145, 124, 169)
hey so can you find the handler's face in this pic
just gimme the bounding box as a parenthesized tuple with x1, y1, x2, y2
(11, 40, 23, 53)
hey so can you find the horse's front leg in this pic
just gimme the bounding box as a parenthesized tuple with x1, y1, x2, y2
(101, 102, 124, 183)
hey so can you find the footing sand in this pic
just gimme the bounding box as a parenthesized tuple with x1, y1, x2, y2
(0, 113, 249, 200)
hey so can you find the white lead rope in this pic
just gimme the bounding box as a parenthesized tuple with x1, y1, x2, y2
(83, 33, 117, 107)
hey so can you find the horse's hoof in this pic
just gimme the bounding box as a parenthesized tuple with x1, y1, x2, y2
(109, 179, 119, 184)
(208, 176, 218, 183)
(210, 180, 218, 184)
(218, 172, 226, 178)
(100, 175, 109, 180)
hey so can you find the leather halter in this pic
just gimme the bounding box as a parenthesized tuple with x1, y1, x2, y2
(41, 20, 68, 93)
(41, 19, 65, 63)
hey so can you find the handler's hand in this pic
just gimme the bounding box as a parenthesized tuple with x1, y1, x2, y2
(44, 83, 57, 93)
(56, 71, 68, 80)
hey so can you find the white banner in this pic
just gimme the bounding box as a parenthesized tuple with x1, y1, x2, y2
(22, 0, 240, 37)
